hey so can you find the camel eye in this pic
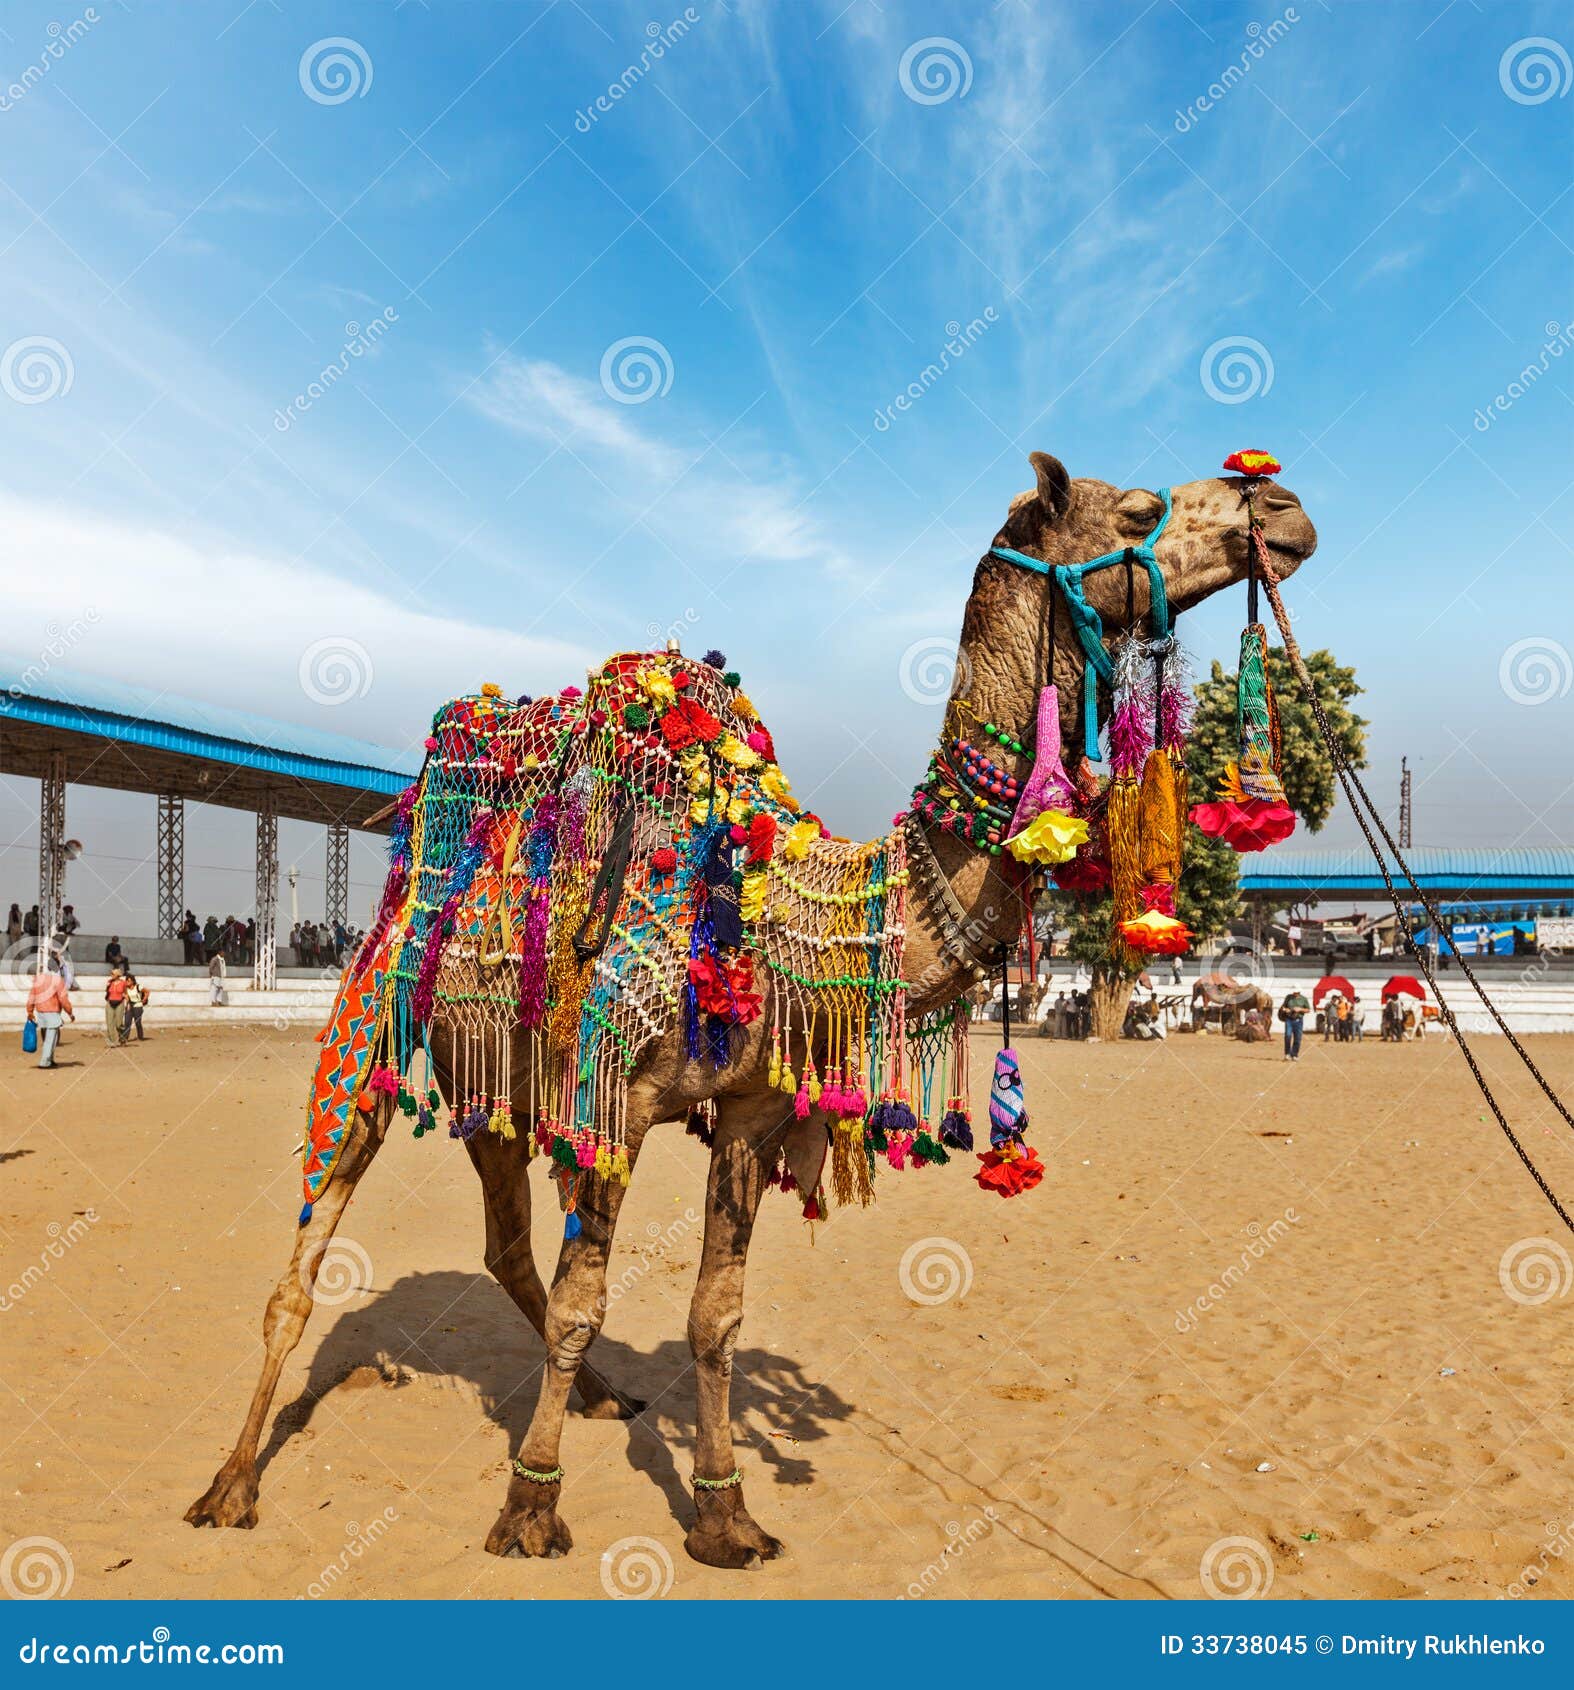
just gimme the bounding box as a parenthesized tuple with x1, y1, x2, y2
(1116, 490, 1163, 529)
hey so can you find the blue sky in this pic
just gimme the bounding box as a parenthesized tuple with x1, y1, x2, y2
(0, 0, 1570, 931)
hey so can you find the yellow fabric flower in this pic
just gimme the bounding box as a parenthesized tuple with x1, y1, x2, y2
(740, 870, 769, 922)
(639, 666, 676, 708)
(1005, 808, 1089, 865)
(718, 734, 761, 770)
(784, 818, 820, 861)
(732, 691, 758, 721)
(760, 765, 792, 803)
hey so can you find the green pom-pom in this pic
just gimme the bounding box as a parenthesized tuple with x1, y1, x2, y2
(722, 670, 741, 688)
(623, 702, 650, 729)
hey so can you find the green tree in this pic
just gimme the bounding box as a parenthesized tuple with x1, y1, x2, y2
(1043, 645, 1368, 1037)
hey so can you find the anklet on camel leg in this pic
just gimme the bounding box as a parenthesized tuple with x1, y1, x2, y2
(513, 1459, 564, 1484)
(691, 1467, 743, 1492)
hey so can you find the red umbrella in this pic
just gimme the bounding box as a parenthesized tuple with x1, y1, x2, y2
(1312, 975, 1356, 1006)
(1381, 974, 1426, 1002)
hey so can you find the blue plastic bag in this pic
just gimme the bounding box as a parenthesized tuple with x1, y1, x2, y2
(22, 1020, 38, 1055)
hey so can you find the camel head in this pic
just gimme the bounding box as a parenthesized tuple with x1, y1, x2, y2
(955, 451, 1317, 735)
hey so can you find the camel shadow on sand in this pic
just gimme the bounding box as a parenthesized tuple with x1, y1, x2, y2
(258, 1268, 846, 1530)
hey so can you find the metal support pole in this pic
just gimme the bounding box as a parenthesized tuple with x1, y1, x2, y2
(253, 793, 278, 991)
(156, 794, 184, 939)
(38, 751, 66, 972)
(325, 821, 350, 930)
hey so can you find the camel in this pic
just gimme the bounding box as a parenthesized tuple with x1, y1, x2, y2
(186, 450, 1316, 1567)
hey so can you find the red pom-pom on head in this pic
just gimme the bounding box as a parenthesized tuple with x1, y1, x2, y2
(1222, 449, 1281, 478)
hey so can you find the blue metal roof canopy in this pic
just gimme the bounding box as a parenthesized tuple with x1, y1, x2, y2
(0, 670, 423, 830)
(1239, 845, 1574, 900)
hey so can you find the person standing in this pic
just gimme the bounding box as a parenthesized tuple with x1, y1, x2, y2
(26, 964, 74, 1068)
(104, 965, 129, 1046)
(1279, 989, 1309, 1061)
(24, 905, 39, 938)
(6, 903, 21, 944)
(120, 973, 148, 1043)
(208, 948, 227, 1007)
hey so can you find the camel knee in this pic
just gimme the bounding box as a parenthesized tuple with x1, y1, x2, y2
(688, 1308, 742, 1378)
(544, 1307, 602, 1374)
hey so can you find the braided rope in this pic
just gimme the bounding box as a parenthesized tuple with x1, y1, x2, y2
(1253, 526, 1574, 1237)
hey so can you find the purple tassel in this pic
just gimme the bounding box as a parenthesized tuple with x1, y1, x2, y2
(939, 1109, 973, 1151)
(887, 1098, 919, 1137)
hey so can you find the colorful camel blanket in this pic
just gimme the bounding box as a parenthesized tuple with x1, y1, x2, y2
(299, 647, 974, 1223)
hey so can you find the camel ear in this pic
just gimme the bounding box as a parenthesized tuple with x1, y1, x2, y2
(1028, 451, 1073, 523)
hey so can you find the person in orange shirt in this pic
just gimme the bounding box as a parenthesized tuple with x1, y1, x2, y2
(104, 965, 130, 1046)
(26, 967, 74, 1069)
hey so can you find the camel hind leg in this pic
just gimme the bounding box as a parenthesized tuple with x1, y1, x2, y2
(185, 1102, 390, 1528)
(466, 1130, 643, 1420)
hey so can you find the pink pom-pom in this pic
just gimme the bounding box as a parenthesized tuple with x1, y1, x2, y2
(746, 729, 768, 753)
(424, 736, 438, 751)
(561, 685, 583, 700)
(729, 823, 747, 843)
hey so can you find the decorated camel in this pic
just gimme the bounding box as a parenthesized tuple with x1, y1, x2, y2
(186, 450, 1315, 1567)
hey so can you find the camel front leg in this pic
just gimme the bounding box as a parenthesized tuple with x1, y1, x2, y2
(186, 1104, 388, 1528)
(483, 1126, 642, 1559)
(685, 1098, 786, 1568)
(467, 1129, 641, 1421)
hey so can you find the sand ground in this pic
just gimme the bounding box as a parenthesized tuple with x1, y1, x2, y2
(5, 1018, 1574, 1602)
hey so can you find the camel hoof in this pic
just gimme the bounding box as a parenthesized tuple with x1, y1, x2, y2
(684, 1483, 785, 1569)
(184, 1463, 260, 1530)
(484, 1477, 573, 1560)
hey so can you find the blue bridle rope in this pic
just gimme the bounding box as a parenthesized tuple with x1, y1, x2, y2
(988, 486, 1173, 762)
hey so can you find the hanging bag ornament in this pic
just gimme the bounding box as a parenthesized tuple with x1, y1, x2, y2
(1005, 584, 1090, 866)
(1191, 452, 1298, 853)
(1105, 616, 1154, 965)
(975, 950, 1044, 1198)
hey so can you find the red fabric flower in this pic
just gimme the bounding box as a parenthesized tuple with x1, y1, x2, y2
(1190, 797, 1296, 852)
(659, 696, 723, 751)
(1222, 449, 1281, 477)
(687, 952, 762, 1024)
(746, 811, 776, 865)
(650, 847, 678, 874)
(1052, 853, 1111, 894)
(975, 1143, 1045, 1198)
